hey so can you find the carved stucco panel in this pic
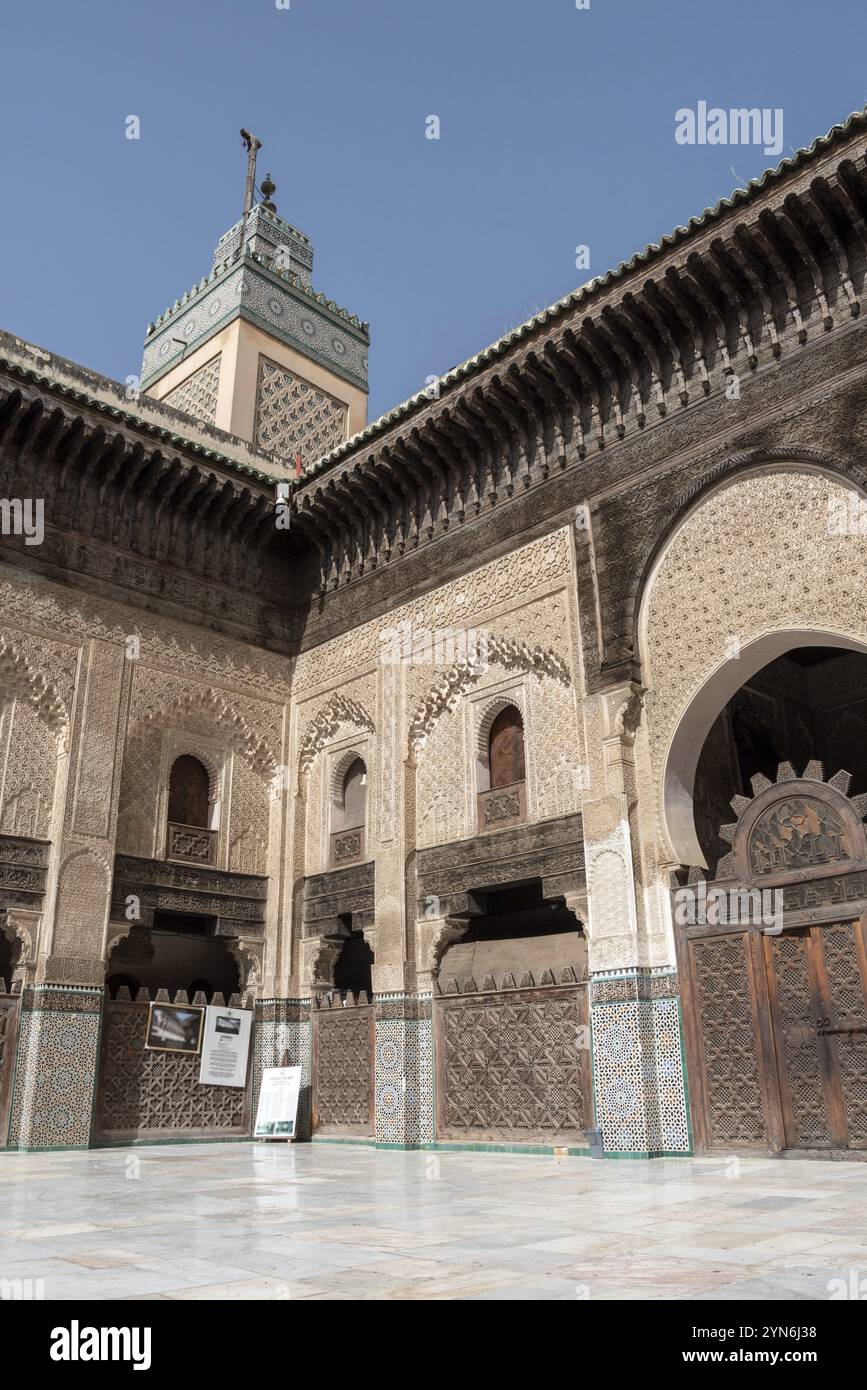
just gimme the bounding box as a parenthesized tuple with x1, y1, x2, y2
(0, 698, 58, 839)
(72, 640, 126, 839)
(0, 570, 292, 701)
(129, 665, 281, 773)
(45, 846, 113, 976)
(531, 676, 585, 822)
(227, 757, 270, 876)
(414, 658, 583, 849)
(416, 702, 468, 850)
(584, 795, 642, 972)
(294, 676, 377, 879)
(293, 529, 573, 696)
(641, 468, 867, 858)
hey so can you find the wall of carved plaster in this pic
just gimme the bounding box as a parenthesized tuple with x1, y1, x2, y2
(292, 529, 576, 698)
(293, 674, 377, 880)
(47, 846, 113, 975)
(414, 659, 582, 849)
(0, 566, 294, 996)
(303, 726, 375, 876)
(115, 725, 161, 858)
(416, 700, 468, 848)
(290, 528, 585, 883)
(0, 697, 60, 840)
(0, 570, 293, 710)
(116, 661, 283, 875)
(227, 755, 270, 875)
(640, 467, 867, 865)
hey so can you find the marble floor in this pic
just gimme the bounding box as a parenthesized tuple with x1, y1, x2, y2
(1, 1142, 867, 1300)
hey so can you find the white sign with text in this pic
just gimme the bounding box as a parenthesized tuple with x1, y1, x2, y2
(198, 1005, 253, 1088)
(254, 1065, 302, 1138)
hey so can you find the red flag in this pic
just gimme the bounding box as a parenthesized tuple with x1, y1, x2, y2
(295, 454, 302, 478)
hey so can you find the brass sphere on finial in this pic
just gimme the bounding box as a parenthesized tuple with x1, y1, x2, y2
(261, 173, 277, 214)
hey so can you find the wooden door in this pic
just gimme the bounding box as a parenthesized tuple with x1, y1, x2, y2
(765, 919, 867, 1151)
(434, 982, 589, 1145)
(0, 992, 21, 1148)
(311, 998, 374, 1137)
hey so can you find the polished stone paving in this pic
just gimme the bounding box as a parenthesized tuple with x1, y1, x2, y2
(1, 1143, 867, 1300)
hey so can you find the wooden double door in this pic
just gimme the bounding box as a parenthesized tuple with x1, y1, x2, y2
(684, 917, 867, 1155)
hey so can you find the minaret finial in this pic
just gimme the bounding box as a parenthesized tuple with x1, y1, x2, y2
(238, 128, 262, 259)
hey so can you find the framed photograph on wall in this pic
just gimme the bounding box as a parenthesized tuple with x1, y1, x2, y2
(145, 1002, 205, 1055)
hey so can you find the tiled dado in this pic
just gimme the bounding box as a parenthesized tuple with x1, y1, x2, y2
(590, 970, 692, 1158)
(374, 995, 434, 1146)
(252, 999, 311, 1140)
(8, 986, 102, 1151)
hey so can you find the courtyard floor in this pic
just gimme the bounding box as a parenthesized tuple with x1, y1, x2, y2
(1, 1142, 867, 1300)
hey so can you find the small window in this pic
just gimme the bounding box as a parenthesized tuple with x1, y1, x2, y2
(488, 706, 526, 788)
(478, 705, 527, 833)
(166, 756, 216, 865)
(331, 757, 367, 867)
(168, 755, 210, 828)
(342, 758, 367, 828)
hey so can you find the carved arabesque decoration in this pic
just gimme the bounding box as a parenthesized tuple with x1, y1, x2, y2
(229, 938, 264, 1001)
(690, 933, 766, 1145)
(408, 634, 570, 756)
(0, 638, 68, 741)
(420, 916, 468, 981)
(642, 470, 867, 798)
(299, 695, 375, 775)
(136, 688, 277, 776)
(309, 938, 343, 990)
(292, 530, 572, 696)
(313, 1002, 373, 1134)
(436, 986, 586, 1141)
(97, 1001, 247, 1136)
(713, 761, 867, 881)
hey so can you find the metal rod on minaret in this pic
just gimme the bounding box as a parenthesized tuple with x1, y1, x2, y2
(239, 128, 262, 260)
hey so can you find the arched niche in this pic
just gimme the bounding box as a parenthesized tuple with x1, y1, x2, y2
(329, 751, 368, 831)
(638, 464, 867, 868)
(475, 695, 526, 795)
(663, 631, 867, 867)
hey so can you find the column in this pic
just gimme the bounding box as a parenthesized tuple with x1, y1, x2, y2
(10, 639, 127, 1150)
(584, 685, 691, 1157)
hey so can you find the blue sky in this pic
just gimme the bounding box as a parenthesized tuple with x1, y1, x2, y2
(2, 0, 866, 420)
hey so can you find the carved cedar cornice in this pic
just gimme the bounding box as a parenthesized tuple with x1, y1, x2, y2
(0, 354, 292, 646)
(289, 128, 867, 595)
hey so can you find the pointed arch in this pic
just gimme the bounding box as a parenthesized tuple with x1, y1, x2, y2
(475, 693, 527, 761)
(330, 747, 369, 805)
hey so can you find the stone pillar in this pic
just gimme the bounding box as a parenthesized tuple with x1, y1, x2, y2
(11, 638, 128, 1150)
(373, 992, 434, 1147)
(8, 985, 103, 1150)
(584, 685, 691, 1157)
(252, 998, 312, 1139)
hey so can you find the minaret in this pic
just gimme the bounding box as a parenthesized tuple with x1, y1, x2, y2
(141, 148, 368, 469)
